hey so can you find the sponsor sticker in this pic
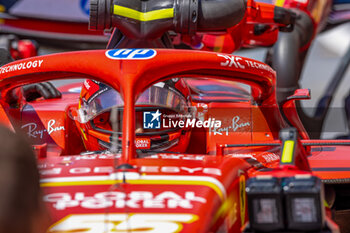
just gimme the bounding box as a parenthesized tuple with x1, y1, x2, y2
(217, 54, 245, 69)
(217, 54, 275, 73)
(21, 119, 65, 139)
(209, 116, 250, 136)
(80, 0, 89, 15)
(135, 138, 151, 149)
(83, 79, 101, 100)
(106, 49, 157, 60)
(40, 166, 222, 176)
(0, 59, 44, 74)
(44, 191, 206, 210)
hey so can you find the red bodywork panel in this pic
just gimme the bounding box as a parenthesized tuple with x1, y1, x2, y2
(309, 146, 350, 182)
(274, 0, 332, 30)
(197, 0, 332, 53)
(39, 154, 251, 232)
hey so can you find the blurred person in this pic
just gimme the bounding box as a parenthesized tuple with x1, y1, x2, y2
(0, 124, 50, 233)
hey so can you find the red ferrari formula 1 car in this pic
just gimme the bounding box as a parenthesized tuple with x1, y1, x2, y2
(1, 47, 343, 233)
(0, 0, 349, 232)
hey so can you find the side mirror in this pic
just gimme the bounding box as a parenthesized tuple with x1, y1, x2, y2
(281, 89, 311, 140)
(286, 89, 311, 101)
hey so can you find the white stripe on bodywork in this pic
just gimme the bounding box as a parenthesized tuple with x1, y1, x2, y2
(41, 174, 227, 199)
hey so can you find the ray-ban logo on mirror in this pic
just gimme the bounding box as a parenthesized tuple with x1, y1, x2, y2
(143, 110, 161, 129)
(106, 49, 157, 60)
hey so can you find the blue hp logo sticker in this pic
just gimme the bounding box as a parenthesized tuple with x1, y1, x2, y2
(80, 0, 90, 15)
(143, 110, 161, 129)
(106, 49, 157, 60)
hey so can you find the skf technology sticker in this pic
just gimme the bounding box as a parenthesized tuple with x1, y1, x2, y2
(106, 49, 157, 60)
(0, 60, 44, 74)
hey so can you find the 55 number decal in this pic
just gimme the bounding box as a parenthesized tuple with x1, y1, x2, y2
(48, 213, 198, 233)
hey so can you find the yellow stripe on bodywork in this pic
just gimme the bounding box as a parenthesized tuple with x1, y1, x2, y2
(41, 179, 225, 201)
(281, 140, 295, 163)
(275, 0, 286, 7)
(114, 5, 174, 21)
(80, 128, 87, 141)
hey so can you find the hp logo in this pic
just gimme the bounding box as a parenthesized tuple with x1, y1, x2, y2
(106, 49, 157, 60)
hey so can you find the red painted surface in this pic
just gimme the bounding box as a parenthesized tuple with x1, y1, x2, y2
(196, 0, 332, 53)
